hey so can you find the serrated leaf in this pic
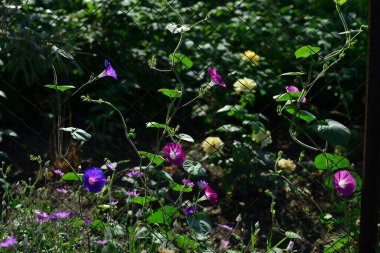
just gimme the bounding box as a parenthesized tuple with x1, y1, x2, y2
(273, 92, 301, 102)
(314, 153, 350, 171)
(183, 160, 206, 177)
(311, 119, 351, 146)
(60, 127, 91, 141)
(285, 231, 302, 240)
(45, 84, 76, 92)
(132, 196, 157, 205)
(165, 23, 190, 34)
(158, 88, 182, 99)
(62, 172, 83, 181)
(169, 53, 193, 68)
(138, 151, 165, 166)
(279, 72, 305, 76)
(176, 133, 194, 143)
(295, 45, 321, 59)
(147, 206, 179, 225)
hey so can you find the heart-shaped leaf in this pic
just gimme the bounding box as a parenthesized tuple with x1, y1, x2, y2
(295, 45, 321, 59)
(314, 153, 350, 171)
(183, 160, 206, 177)
(311, 119, 351, 146)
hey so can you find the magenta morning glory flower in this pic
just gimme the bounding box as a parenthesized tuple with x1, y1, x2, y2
(197, 180, 208, 189)
(83, 168, 107, 193)
(333, 170, 356, 196)
(56, 188, 69, 193)
(53, 169, 64, 176)
(0, 236, 17, 248)
(163, 142, 186, 166)
(217, 224, 235, 232)
(285, 86, 306, 103)
(182, 178, 194, 188)
(126, 170, 144, 178)
(204, 185, 218, 204)
(126, 190, 140, 197)
(184, 206, 197, 215)
(98, 60, 117, 80)
(208, 68, 227, 88)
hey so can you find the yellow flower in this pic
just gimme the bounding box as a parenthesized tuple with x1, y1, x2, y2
(277, 158, 296, 171)
(251, 130, 272, 148)
(202, 137, 224, 154)
(233, 77, 257, 94)
(241, 50, 260, 66)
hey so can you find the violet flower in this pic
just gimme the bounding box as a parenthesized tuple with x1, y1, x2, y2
(204, 185, 218, 204)
(126, 170, 144, 178)
(0, 236, 17, 248)
(285, 86, 306, 103)
(182, 178, 194, 188)
(163, 142, 186, 166)
(217, 224, 234, 232)
(56, 188, 69, 193)
(126, 191, 140, 197)
(49, 211, 71, 220)
(98, 60, 117, 80)
(184, 206, 197, 215)
(93, 240, 109, 245)
(83, 168, 107, 193)
(53, 169, 64, 176)
(208, 68, 227, 88)
(333, 170, 356, 196)
(109, 201, 118, 206)
(84, 219, 93, 225)
(197, 180, 208, 189)
(220, 239, 230, 250)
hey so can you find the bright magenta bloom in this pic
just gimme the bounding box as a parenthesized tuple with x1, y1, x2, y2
(285, 86, 306, 103)
(333, 170, 356, 196)
(164, 142, 186, 166)
(98, 60, 117, 80)
(0, 236, 17, 248)
(83, 168, 107, 193)
(208, 68, 227, 88)
(205, 185, 218, 204)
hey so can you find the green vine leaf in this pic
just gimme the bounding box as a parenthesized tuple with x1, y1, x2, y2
(295, 45, 321, 59)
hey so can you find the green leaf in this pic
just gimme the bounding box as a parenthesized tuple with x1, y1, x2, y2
(350, 171, 362, 191)
(0, 90, 7, 99)
(285, 231, 302, 240)
(169, 182, 193, 192)
(169, 53, 193, 68)
(176, 133, 194, 143)
(334, 0, 347, 6)
(324, 175, 334, 190)
(216, 124, 242, 132)
(61, 172, 83, 181)
(146, 122, 168, 129)
(45, 84, 76, 92)
(51, 45, 74, 59)
(273, 92, 301, 102)
(158, 88, 182, 99)
(187, 213, 212, 235)
(279, 72, 305, 76)
(132, 196, 157, 205)
(165, 23, 190, 34)
(91, 219, 106, 232)
(314, 153, 350, 171)
(285, 105, 317, 123)
(138, 151, 165, 166)
(147, 206, 179, 225)
(183, 160, 206, 177)
(295, 45, 321, 59)
(174, 235, 197, 249)
(311, 119, 351, 146)
(323, 236, 349, 253)
(269, 248, 283, 253)
(216, 105, 234, 113)
(60, 127, 91, 141)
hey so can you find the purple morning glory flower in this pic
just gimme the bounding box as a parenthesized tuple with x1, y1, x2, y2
(217, 224, 235, 232)
(126, 170, 144, 178)
(98, 60, 117, 80)
(182, 178, 194, 188)
(35, 210, 50, 223)
(197, 180, 208, 189)
(333, 170, 356, 196)
(285, 86, 306, 103)
(126, 190, 140, 197)
(184, 206, 197, 215)
(0, 236, 17, 248)
(53, 169, 64, 176)
(208, 68, 227, 88)
(93, 240, 109, 245)
(56, 188, 69, 193)
(83, 168, 107, 193)
(163, 142, 186, 166)
(84, 219, 93, 225)
(109, 201, 118, 206)
(49, 211, 71, 220)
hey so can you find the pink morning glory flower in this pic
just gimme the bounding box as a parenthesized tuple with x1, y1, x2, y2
(98, 60, 117, 80)
(56, 188, 69, 193)
(0, 236, 17, 248)
(204, 185, 218, 204)
(208, 68, 227, 88)
(184, 206, 197, 215)
(217, 224, 235, 232)
(83, 168, 107, 193)
(333, 170, 356, 196)
(53, 169, 64, 176)
(182, 178, 194, 188)
(126, 191, 140, 197)
(93, 240, 109, 245)
(285, 86, 306, 103)
(220, 239, 230, 250)
(109, 201, 118, 206)
(163, 142, 186, 166)
(126, 170, 144, 178)
(197, 180, 208, 189)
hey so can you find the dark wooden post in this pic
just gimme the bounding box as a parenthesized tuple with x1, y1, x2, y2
(359, 0, 380, 252)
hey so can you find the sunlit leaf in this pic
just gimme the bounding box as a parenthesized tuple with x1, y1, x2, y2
(169, 53, 193, 68)
(165, 23, 190, 34)
(60, 127, 91, 141)
(45, 84, 76, 92)
(295, 45, 321, 59)
(61, 172, 83, 181)
(176, 133, 194, 143)
(183, 160, 206, 177)
(279, 72, 305, 76)
(158, 88, 182, 99)
(147, 206, 179, 225)
(138, 151, 165, 166)
(132, 196, 157, 205)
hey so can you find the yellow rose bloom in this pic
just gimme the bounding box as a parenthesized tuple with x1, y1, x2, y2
(202, 137, 224, 154)
(277, 158, 297, 171)
(233, 77, 257, 94)
(252, 130, 272, 148)
(241, 50, 260, 66)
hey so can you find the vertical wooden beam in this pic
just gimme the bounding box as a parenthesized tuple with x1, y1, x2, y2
(359, 0, 380, 252)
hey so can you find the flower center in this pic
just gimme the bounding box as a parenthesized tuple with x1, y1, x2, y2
(169, 150, 177, 160)
(88, 177, 98, 185)
(338, 180, 347, 189)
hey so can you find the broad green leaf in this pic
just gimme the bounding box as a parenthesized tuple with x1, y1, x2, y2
(132, 196, 157, 205)
(324, 175, 334, 190)
(285, 106, 317, 123)
(323, 236, 349, 253)
(169, 53, 193, 68)
(295, 45, 321, 59)
(311, 119, 351, 146)
(350, 171, 362, 191)
(165, 23, 190, 34)
(176, 133, 194, 143)
(187, 213, 212, 235)
(147, 206, 179, 225)
(45, 84, 76, 92)
(279, 72, 305, 76)
(314, 153, 350, 171)
(217, 124, 242, 132)
(169, 182, 193, 192)
(158, 88, 182, 99)
(138, 151, 165, 166)
(334, 0, 347, 6)
(285, 231, 302, 240)
(145, 122, 168, 129)
(91, 219, 106, 232)
(273, 92, 301, 102)
(60, 127, 91, 141)
(183, 160, 206, 177)
(61, 172, 83, 181)
(174, 235, 197, 249)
